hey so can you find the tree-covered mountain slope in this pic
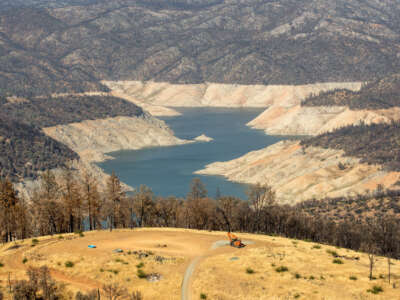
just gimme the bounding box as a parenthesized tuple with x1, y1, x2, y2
(0, 0, 399, 95)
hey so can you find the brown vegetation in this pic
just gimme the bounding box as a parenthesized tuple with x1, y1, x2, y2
(1, 175, 399, 263)
(301, 121, 400, 171)
(302, 74, 400, 110)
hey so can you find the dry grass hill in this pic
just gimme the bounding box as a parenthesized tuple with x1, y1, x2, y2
(0, 228, 399, 299)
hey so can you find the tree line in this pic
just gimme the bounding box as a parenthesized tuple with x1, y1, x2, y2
(1, 172, 400, 274)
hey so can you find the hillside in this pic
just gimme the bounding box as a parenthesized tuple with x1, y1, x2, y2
(0, 229, 399, 299)
(0, 117, 79, 181)
(297, 190, 400, 223)
(247, 74, 400, 136)
(0, 0, 399, 95)
(0, 94, 143, 127)
(300, 122, 400, 171)
(302, 74, 400, 109)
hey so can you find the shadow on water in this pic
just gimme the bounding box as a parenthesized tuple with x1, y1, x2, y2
(97, 107, 284, 199)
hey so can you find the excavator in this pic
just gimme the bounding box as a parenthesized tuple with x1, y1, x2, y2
(216, 206, 246, 248)
(227, 232, 245, 248)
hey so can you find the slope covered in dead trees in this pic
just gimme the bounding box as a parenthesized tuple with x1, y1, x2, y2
(1, 175, 400, 262)
(302, 74, 400, 109)
(0, 94, 144, 181)
(0, 117, 79, 181)
(0, 0, 399, 95)
(0, 95, 143, 127)
(300, 122, 400, 171)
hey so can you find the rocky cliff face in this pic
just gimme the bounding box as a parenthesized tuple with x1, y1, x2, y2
(196, 141, 400, 204)
(104, 81, 362, 108)
(43, 113, 190, 163)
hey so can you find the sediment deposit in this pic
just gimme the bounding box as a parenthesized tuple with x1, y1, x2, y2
(196, 140, 400, 204)
(43, 113, 190, 163)
(248, 106, 400, 136)
(103, 81, 362, 108)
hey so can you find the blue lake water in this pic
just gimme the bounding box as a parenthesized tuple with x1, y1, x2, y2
(97, 108, 282, 199)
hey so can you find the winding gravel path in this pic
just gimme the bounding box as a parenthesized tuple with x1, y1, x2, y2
(181, 240, 253, 300)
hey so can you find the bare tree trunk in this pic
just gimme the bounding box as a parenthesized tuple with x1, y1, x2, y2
(369, 254, 374, 280)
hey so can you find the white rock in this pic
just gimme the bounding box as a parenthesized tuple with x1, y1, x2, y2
(194, 134, 213, 142)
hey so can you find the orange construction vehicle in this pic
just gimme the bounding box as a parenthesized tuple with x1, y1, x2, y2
(227, 232, 245, 248)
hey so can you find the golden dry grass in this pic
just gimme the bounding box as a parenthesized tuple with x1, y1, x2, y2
(192, 234, 400, 300)
(0, 228, 399, 300)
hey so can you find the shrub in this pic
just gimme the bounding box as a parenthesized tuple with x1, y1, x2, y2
(367, 285, 383, 294)
(22, 258, 28, 264)
(0, 262, 4, 267)
(200, 293, 207, 299)
(326, 250, 338, 257)
(275, 266, 289, 272)
(309, 275, 315, 280)
(75, 230, 84, 237)
(100, 268, 104, 272)
(58, 235, 64, 240)
(130, 291, 143, 300)
(136, 262, 144, 268)
(349, 276, 357, 280)
(137, 269, 147, 279)
(32, 239, 39, 245)
(312, 245, 321, 249)
(246, 268, 255, 274)
(294, 273, 301, 279)
(75, 290, 98, 300)
(332, 259, 343, 264)
(65, 261, 74, 268)
(294, 294, 300, 299)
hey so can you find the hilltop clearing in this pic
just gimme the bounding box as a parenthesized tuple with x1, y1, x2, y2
(0, 228, 399, 299)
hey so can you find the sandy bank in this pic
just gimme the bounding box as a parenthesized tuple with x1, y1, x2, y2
(103, 81, 362, 108)
(248, 106, 400, 136)
(195, 140, 400, 204)
(43, 113, 191, 163)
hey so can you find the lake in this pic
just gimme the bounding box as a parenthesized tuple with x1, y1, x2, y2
(98, 107, 282, 199)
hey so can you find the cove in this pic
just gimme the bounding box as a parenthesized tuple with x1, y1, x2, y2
(97, 107, 283, 199)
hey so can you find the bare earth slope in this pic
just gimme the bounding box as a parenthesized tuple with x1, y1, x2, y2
(0, 228, 399, 300)
(104, 81, 363, 108)
(196, 141, 400, 204)
(43, 113, 190, 163)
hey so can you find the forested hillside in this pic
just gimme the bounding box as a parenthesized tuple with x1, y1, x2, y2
(302, 74, 400, 109)
(301, 122, 400, 171)
(0, 117, 79, 181)
(0, 94, 144, 180)
(297, 190, 400, 222)
(0, 95, 143, 127)
(0, 0, 399, 95)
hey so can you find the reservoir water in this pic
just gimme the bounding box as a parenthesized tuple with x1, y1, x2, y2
(98, 108, 282, 199)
